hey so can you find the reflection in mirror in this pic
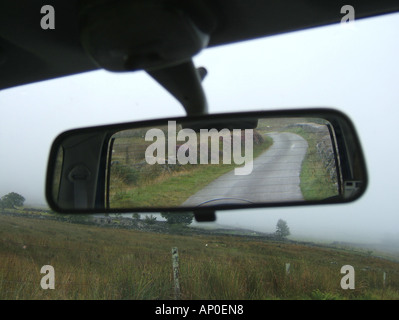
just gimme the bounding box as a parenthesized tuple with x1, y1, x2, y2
(107, 117, 340, 209)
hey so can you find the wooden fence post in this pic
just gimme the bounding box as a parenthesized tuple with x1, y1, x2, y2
(172, 247, 181, 300)
(285, 263, 291, 275)
(383, 272, 387, 288)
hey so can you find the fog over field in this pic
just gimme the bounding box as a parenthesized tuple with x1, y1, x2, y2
(1, 13, 399, 249)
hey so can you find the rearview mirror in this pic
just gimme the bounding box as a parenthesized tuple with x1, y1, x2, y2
(46, 109, 367, 214)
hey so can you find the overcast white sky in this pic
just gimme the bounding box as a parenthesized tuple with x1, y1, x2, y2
(1, 12, 399, 244)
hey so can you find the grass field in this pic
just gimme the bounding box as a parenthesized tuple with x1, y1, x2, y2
(1, 212, 398, 300)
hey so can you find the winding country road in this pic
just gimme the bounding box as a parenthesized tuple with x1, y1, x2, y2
(181, 132, 308, 207)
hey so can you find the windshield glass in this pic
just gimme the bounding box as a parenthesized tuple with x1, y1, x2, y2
(1, 13, 399, 300)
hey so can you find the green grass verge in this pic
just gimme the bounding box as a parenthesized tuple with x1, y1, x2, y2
(282, 127, 339, 201)
(111, 136, 273, 208)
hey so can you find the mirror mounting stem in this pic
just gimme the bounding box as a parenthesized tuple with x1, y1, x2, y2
(147, 60, 209, 116)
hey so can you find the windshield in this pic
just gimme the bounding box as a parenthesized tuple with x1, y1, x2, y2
(1, 13, 399, 300)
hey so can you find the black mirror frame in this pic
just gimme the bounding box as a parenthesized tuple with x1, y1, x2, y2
(45, 108, 368, 214)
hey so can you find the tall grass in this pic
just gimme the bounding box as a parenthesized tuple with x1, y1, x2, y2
(1, 213, 398, 300)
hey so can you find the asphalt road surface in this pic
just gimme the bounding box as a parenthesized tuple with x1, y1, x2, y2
(181, 132, 308, 207)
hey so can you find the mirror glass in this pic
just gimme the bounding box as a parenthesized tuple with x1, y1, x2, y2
(106, 117, 341, 209)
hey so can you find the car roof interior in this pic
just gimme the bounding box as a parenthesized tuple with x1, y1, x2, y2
(1, 0, 398, 105)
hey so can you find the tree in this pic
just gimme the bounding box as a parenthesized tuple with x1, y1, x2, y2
(144, 214, 157, 225)
(275, 219, 290, 239)
(161, 212, 193, 225)
(0, 192, 25, 209)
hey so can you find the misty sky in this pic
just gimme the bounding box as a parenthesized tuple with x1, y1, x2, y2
(1, 12, 399, 243)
